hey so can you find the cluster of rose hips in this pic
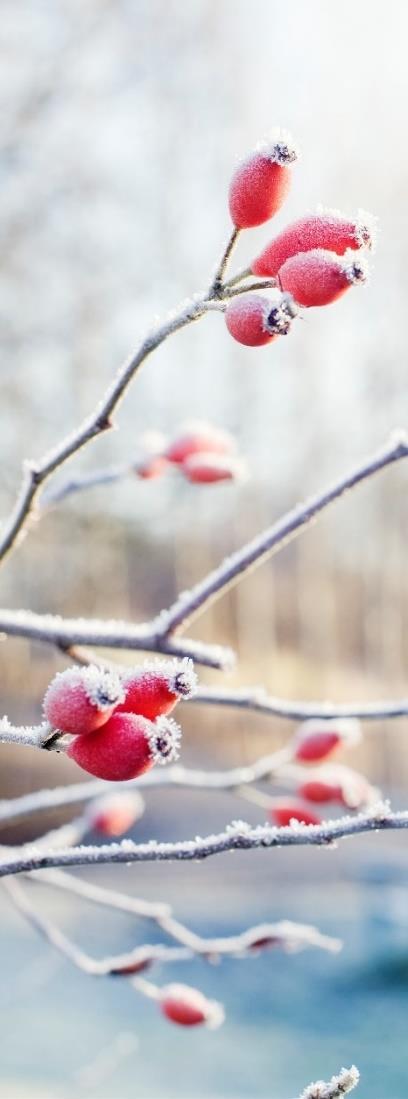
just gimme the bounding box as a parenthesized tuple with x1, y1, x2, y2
(267, 718, 376, 826)
(223, 131, 374, 347)
(43, 659, 197, 780)
(136, 423, 246, 484)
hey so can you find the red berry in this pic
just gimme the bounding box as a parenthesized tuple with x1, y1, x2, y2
(297, 779, 343, 805)
(117, 659, 197, 720)
(298, 765, 375, 810)
(181, 452, 247, 484)
(165, 422, 235, 465)
(225, 292, 297, 347)
(229, 134, 299, 228)
(268, 800, 322, 827)
(43, 666, 125, 736)
(278, 249, 368, 307)
(87, 791, 145, 836)
(252, 209, 375, 278)
(67, 712, 181, 780)
(160, 984, 225, 1028)
(292, 720, 361, 763)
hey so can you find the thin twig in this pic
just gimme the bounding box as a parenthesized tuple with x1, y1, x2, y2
(223, 264, 252, 288)
(0, 608, 233, 670)
(0, 296, 224, 564)
(160, 433, 408, 636)
(192, 684, 408, 722)
(208, 228, 240, 296)
(0, 803, 405, 876)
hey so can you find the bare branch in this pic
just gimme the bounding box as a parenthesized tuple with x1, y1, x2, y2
(0, 608, 233, 670)
(160, 433, 408, 636)
(0, 803, 406, 877)
(0, 295, 224, 564)
(193, 684, 408, 722)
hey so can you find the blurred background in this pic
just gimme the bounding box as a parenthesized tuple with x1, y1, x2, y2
(0, 1, 407, 1096)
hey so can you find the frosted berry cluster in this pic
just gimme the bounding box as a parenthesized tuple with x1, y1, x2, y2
(224, 130, 374, 347)
(43, 658, 197, 780)
(267, 718, 377, 827)
(135, 422, 247, 485)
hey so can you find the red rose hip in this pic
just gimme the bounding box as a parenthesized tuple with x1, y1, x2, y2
(292, 719, 361, 763)
(225, 291, 297, 346)
(278, 249, 368, 307)
(181, 452, 247, 484)
(67, 712, 181, 780)
(160, 984, 225, 1028)
(268, 800, 322, 827)
(87, 791, 145, 835)
(43, 666, 125, 736)
(252, 209, 375, 278)
(229, 133, 299, 228)
(118, 658, 197, 720)
(165, 422, 235, 465)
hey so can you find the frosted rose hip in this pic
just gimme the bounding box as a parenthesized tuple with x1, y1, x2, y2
(43, 666, 125, 736)
(87, 791, 145, 835)
(67, 712, 181, 780)
(225, 292, 297, 347)
(252, 209, 375, 278)
(292, 719, 361, 763)
(160, 984, 225, 1028)
(268, 800, 322, 827)
(278, 249, 368, 307)
(181, 452, 247, 484)
(229, 134, 299, 228)
(165, 422, 235, 465)
(117, 658, 197, 720)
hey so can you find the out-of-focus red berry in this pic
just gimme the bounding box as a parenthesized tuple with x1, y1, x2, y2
(160, 984, 225, 1028)
(268, 800, 322, 827)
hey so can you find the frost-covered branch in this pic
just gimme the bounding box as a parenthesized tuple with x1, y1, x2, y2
(193, 684, 408, 722)
(0, 295, 224, 564)
(0, 717, 57, 751)
(0, 803, 406, 877)
(0, 608, 233, 670)
(160, 433, 408, 636)
(299, 1065, 360, 1099)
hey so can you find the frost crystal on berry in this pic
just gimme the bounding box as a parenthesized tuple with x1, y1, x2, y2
(147, 716, 182, 765)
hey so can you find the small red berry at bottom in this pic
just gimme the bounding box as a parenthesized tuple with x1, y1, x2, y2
(225, 292, 297, 347)
(268, 801, 322, 827)
(160, 984, 225, 1028)
(67, 712, 181, 781)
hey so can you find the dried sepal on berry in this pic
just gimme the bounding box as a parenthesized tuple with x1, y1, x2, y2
(229, 129, 299, 228)
(225, 291, 297, 346)
(252, 207, 376, 278)
(118, 657, 197, 720)
(159, 983, 225, 1028)
(278, 249, 369, 307)
(43, 665, 125, 736)
(67, 712, 182, 780)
